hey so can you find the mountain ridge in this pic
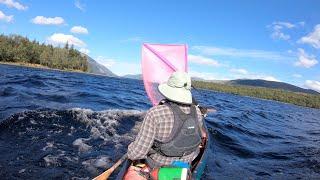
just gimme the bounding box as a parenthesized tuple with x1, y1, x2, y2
(123, 74, 319, 95)
(224, 79, 319, 95)
(123, 74, 142, 79)
(86, 55, 117, 77)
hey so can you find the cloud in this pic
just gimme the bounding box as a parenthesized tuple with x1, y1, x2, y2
(228, 67, 280, 81)
(238, 74, 279, 81)
(0, 0, 27, 10)
(46, 33, 86, 48)
(294, 48, 318, 68)
(299, 24, 320, 49)
(233, 72, 279, 82)
(271, 28, 290, 40)
(268, 21, 305, 41)
(96, 56, 116, 68)
(293, 74, 302, 78)
(113, 62, 141, 76)
(230, 68, 248, 75)
(189, 70, 229, 80)
(79, 48, 90, 54)
(192, 46, 292, 61)
(268, 21, 296, 41)
(31, 16, 65, 25)
(188, 54, 220, 67)
(95, 56, 141, 76)
(273, 21, 295, 29)
(189, 68, 279, 82)
(70, 26, 88, 34)
(305, 80, 320, 92)
(257, 76, 279, 82)
(0, 10, 13, 22)
(75, 0, 85, 12)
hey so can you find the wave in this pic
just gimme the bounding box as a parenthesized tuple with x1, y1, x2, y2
(0, 108, 145, 179)
(1, 65, 320, 179)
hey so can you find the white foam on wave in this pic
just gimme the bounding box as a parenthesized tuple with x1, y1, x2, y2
(41, 140, 79, 167)
(72, 138, 92, 152)
(42, 142, 55, 151)
(94, 156, 110, 168)
(70, 108, 144, 143)
(18, 169, 26, 173)
(81, 155, 112, 174)
(18, 114, 25, 120)
(30, 118, 37, 125)
(2, 107, 147, 177)
(52, 123, 65, 128)
(43, 154, 60, 167)
(70, 108, 146, 171)
(70, 177, 90, 180)
(43, 149, 76, 167)
(68, 126, 76, 136)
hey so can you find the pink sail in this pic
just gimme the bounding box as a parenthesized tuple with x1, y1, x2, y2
(141, 43, 188, 106)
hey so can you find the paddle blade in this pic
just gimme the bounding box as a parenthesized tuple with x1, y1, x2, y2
(93, 169, 113, 180)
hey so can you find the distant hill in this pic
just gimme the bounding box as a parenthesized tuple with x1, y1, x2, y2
(86, 55, 117, 77)
(223, 79, 319, 95)
(193, 80, 320, 109)
(191, 78, 319, 95)
(123, 74, 142, 80)
(191, 77, 206, 81)
(124, 74, 319, 95)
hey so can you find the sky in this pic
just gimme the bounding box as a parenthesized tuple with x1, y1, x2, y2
(0, 0, 320, 92)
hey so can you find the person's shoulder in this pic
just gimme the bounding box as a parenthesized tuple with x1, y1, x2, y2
(194, 105, 201, 113)
(193, 105, 204, 119)
(144, 105, 170, 124)
(147, 104, 170, 114)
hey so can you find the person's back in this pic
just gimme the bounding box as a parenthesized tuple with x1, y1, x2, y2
(127, 101, 204, 168)
(125, 71, 205, 179)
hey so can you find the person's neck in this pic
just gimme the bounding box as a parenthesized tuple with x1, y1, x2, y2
(165, 99, 190, 107)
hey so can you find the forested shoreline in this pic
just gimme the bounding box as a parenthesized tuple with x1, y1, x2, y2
(0, 34, 88, 71)
(193, 81, 320, 109)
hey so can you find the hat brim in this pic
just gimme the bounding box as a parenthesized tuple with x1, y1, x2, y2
(158, 83, 192, 104)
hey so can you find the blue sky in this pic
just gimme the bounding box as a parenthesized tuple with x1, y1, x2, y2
(1, 0, 320, 92)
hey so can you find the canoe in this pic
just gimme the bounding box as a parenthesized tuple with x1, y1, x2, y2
(116, 123, 209, 180)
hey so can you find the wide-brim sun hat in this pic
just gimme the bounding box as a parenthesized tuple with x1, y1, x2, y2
(158, 71, 192, 104)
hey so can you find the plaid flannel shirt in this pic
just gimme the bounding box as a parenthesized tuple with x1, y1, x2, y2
(127, 103, 203, 166)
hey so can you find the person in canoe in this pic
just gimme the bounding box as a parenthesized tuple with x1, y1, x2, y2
(124, 71, 207, 179)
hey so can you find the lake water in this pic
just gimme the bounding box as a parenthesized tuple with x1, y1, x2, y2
(0, 64, 320, 179)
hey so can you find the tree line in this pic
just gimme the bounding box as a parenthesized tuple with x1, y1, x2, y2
(0, 34, 88, 71)
(192, 81, 320, 109)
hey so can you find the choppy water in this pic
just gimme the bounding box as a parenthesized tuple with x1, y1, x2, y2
(0, 64, 320, 179)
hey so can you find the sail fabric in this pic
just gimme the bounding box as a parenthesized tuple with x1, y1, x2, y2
(142, 43, 188, 106)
